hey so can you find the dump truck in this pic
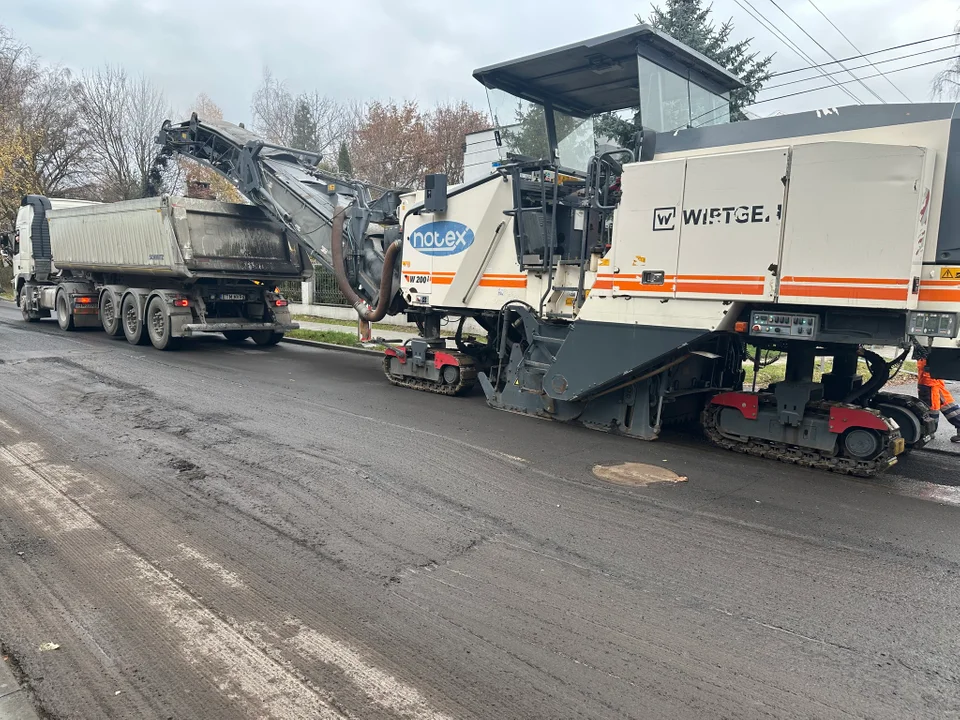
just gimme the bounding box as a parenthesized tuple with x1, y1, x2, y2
(6, 194, 310, 349)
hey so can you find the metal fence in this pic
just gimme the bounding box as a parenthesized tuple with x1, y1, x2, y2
(314, 266, 348, 305)
(276, 265, 349, 306)
(276, 280, 302, 302)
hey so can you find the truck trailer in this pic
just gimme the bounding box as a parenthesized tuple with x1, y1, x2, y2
(7, 194, 310, 350)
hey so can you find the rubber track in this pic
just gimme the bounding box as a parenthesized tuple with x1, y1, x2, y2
(382, 353, 478, 396)
(702, 399, 902, 478)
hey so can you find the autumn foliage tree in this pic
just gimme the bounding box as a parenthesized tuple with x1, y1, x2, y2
(1, 26, 88, 226)
(181, 93, 243, 203)
(350, 100, 487, 188)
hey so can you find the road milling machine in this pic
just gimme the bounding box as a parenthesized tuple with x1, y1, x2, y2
(158, 25, 960, 476)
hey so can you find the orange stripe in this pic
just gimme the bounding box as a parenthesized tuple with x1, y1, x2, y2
(676, 282, 764, 295)
(432, 276, 454, 285)
(593, 280, 675, 292)
(781, 276, 908, 286)
(478, 278, 527, 288)
(920, 280, 960, 286)
(780, 285, 908, 301)
(919, 288, 960, 302)
(676, 274, 764, 282)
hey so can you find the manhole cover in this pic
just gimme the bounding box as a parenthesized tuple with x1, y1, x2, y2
(592, 462, 687, 487)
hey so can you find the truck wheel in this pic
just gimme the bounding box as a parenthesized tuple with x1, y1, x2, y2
(146, 296, 181, 351)
(99, 291, 123, 337)
(222, 331, 250, 344)
(19, 285, 40, 323)
(121, 294, 149, 346)
(251, 330, 284, 347)
(56, 291, 75, 331)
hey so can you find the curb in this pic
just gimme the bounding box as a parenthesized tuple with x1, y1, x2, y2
(280, 336, 384, 357)
(0, 654, 40, 720)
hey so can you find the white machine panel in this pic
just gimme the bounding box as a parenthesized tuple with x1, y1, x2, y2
(604, 158, 686, 298)
(675, 147, 788, 301)
(778, 142, 931, 310)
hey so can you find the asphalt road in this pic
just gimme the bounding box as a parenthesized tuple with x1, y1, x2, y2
(1, 299, 959, 720)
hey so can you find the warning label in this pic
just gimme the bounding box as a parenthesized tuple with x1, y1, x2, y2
(940, 267, 960, 279)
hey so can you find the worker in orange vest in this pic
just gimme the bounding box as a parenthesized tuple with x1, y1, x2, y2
(913, 340, 960, 443)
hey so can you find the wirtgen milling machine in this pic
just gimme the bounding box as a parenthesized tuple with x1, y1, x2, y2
(159, 26, 960, 476)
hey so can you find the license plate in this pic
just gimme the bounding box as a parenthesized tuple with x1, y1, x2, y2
(219, 293, 246, 301)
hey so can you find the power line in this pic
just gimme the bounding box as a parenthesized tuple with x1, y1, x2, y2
(764, 0, 887, 103)
(733, 0, 866, 105)
(679, 53, 960, 131)
(763, 43, 955, 91)
(752, 53, 960, 106)
(771, 33, 959, 77)
(806, 0, 912, 101)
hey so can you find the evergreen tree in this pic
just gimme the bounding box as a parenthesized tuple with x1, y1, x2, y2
(644, 0, 772, 121)
(290, 96, 319, 152)
(337, 140, 352, 174)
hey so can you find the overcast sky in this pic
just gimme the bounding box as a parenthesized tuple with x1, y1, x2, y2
(5, 0, 959, 124)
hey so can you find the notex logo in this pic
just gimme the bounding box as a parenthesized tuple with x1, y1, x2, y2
(409, 221, 475, 256)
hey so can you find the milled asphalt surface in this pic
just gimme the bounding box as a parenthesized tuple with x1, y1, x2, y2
(1, 299, 960, 719)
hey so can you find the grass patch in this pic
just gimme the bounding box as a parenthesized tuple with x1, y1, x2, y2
(291, 314, 487, 339)
(743, 355, 918, 389)
(287, 328, 385, 350)
(292, 314, 425, 335)
(0, 292, 13, 301)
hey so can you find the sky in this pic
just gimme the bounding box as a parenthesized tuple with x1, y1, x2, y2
(4, 0, 959, 125)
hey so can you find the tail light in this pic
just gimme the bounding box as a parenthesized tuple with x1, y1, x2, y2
(273, 298, 289, 307)
(75, 296, 94, 305)
(173, 298, 190, 307)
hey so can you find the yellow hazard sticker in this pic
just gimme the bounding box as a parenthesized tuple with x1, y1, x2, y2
(940, 267, 960, 279)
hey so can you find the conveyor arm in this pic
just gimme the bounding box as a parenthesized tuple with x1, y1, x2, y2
(157, 114, 404, 319)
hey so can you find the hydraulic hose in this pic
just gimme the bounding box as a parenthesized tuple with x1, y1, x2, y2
(843, 347, 897, 405)
(331, 207, 401, 322)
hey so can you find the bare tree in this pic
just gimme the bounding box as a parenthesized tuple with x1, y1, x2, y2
(933, 22, 960, 99)
(74, 65, 170, 201)
(250, 67, 294, 145)
(26, 66, 88, 195)
(251, 68, 353, 165)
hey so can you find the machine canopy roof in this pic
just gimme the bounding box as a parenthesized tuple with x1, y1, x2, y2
(472, 25, 744, 118)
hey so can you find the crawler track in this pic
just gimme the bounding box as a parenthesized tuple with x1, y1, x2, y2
(702, 398, 904, 477)
(382, 352, 478, 396)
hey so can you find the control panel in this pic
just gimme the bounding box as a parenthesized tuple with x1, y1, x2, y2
(749, 311, 819, 339)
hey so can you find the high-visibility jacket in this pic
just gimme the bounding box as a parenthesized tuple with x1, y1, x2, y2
(917, 358, 955, 411)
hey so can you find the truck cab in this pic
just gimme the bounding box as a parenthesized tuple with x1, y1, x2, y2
(12, 197, 101, 306)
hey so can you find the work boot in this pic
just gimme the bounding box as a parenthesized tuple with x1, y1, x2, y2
(952, 432, 960, 444)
